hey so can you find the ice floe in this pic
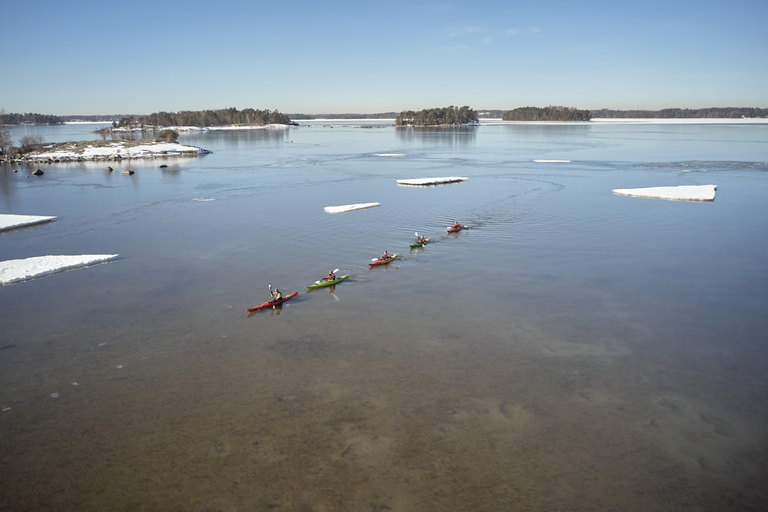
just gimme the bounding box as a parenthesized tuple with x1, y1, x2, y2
(0, 254, 119, 285)
(396, 177, 468, 186)
(0, 214, 56, 232)
(533, 159, 571, 163)
(375, 153, 406, 157)
(612, 185, 717, 202)
(324, 203, 380, 214)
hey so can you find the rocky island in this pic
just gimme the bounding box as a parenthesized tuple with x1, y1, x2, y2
(0, 138, 210, 165)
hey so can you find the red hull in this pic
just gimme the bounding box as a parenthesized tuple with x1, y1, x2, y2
(247, 291, 298, 312)
(447, 225, 465, 233)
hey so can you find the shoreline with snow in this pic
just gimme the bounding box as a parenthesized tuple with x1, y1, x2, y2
(1, 139, 210, 165)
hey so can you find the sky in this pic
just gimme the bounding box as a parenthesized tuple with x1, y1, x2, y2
(1, 0, 766, 115)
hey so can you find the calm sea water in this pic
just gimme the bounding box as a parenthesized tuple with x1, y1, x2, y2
(1, 121, 767, 511)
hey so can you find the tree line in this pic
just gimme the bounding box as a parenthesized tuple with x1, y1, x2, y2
(590, 107, 768, 119)
(138, 108, 292, 128)
(502, 106, 591, 122)
(396, 106, 478, 126)
(289, 112, 400, 120)
(0, 112, 63, 125)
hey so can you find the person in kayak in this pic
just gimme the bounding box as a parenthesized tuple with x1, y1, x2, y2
(452, 221, 462, 229)
(417, 235, 426, 243)
(271, 288, 283, 302)
(380, 251, 390, 261)
(324, 270, 336, 281)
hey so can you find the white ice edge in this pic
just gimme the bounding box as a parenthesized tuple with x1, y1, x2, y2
(324, 202, 380, 214)
(0, 214, 57, 232)
(533, 159, 571, 163)
(374, 153, 406, 157)
(0, 254, 119, 285)
(396, 177, 468, 185)
(612, 185, 717, 202)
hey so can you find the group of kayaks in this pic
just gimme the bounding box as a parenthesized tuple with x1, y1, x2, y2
(247, 223, 466, 313)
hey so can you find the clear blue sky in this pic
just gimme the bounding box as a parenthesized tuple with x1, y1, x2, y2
(1, 0, 766, 115)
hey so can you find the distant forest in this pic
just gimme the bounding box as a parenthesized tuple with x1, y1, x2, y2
(590, 107, 768, 118)
(139, 108, 292, 127)
(503, 106, 591, 122)
(290, 112, 399, 120)
(67, 114, 137, 122)
(1, 112, 63, 125)
(396, 106, 478, 126)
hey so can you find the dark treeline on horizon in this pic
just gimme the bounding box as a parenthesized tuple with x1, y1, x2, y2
(4, 106, 768, 126)
(0, 112, 63, 125)
(139, 108, 291, 127)
(590, 107, 768, 118)
(289, 112, 399, 120)
(503, 106, 591, 121)
(396, 106, 478, 126)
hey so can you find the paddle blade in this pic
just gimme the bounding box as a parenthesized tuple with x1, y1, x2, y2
(333, 268, 339, 273)
(415, 232, 419, 237)
(372, 258, 378, 261)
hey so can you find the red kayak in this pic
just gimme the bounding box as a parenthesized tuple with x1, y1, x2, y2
(369, 254, 397, 266)
(247, 292, 298, 312)
(447, 224, 465, 233)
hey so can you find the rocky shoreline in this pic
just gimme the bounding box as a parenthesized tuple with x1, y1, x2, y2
(1, 139, 210, 165)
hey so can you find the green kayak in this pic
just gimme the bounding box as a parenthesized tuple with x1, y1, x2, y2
(306, 274, 350, 289)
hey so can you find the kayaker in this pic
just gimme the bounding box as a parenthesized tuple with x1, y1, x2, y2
(271, 288, 283, 302)
(380, 251, 390, 261)
(325, 270, 336, 281)
(453, 221, 462, 229)
(418, 235, 426, 243)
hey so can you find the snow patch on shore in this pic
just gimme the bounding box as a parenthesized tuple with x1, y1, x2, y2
(397, 177, 468, 186)
(612, 185, 717, 202)
(0, 214, 56, 232)
(1, 254, 118, 285)
(324, 203, 380, 214)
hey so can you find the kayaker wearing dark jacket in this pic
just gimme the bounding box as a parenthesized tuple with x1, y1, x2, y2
(418, 235, 426, 243)
(453, 221, 461, 229)
(380, 251, 389, 260)
(271, 288, 282, 302)
(325, 270, 336, 281)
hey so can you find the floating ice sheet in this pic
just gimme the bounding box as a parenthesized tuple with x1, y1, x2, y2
(375, 153, 406, 157)
(324, 203, 380, 214)
(533, 159, 571, 163)
(396, 177, 468, 186)
(0, 254, 119, 285)
(0, 214, 56, 232)
(612, 185, 717, 202)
